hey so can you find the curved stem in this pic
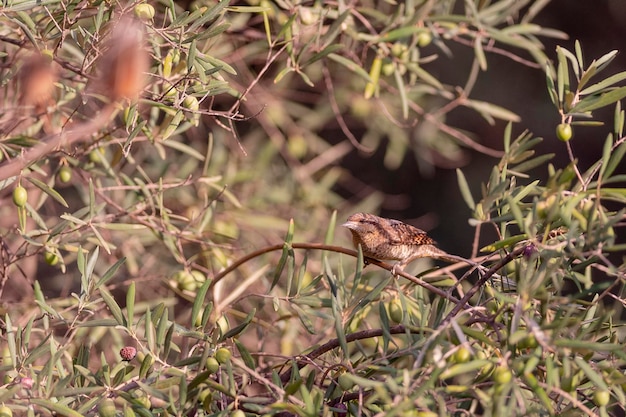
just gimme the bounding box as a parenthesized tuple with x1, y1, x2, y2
(209, 242, 467, 305)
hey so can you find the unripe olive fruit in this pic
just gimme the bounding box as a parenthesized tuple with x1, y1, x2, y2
(58, 166, 72, 183)
(452, 346, 471, 364)
(44, 251, 59, 266)
(493, 366, 512, 385)
(135, 396, 151, 409)
(592, 390, 610, 407)
(215, 347, 232, 364)
(417, 32, 432, 47)
(206, 357, 220, 374)
(519, 334, 538, 349)
(199, 389, 213, 411)
(0, 405, 12, 417)
(337, 373, 355, 391)
(556, 123, 573, 142)
(174, 270, 196, 291)
(12, 185, 27, 207)
(230, 410, 245, 417)
(388, 299, 404, 323)
(183, 95, 199, 112)
(134, 3, 155, 20)
(391, 43, 407, 57)
(381, 60, 395, 76)
(89, 147, 105, 164)
(98, 399, 117, 417)
(299, 7, 316, 25)
(191, 270, 206, 285)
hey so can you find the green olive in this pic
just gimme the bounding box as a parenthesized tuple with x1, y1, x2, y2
(199, 389, 213, 411)
(493, 366, 512, 385)
(452, 346, 471, 364)
(381, 60, 395, 76)
(89, 147, 105, 164)
(12, 185, 27, 207)
(98, 399, 117, 417)
(58, 166, 72, 183)
(417, 32, 432, 47)
(134, 3, 155, 20)
(388, 299, 404, 323)
(0, 405, 12, 417)
(337, 373, 354, 391)
(592, 390, 610, 407)
(215, 347, 232, 364)
(190, 270, 206, 285)
(174, 270, 196, 291)
(44, 251, 59, 266)
(183, 95, 199, 112)
(556, 123, 573, 142)
(206, 357, 220, 374)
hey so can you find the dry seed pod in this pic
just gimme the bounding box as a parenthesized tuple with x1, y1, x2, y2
(98, 16, 149, 101)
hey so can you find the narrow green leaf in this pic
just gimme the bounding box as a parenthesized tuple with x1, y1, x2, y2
(405, 62, 443, 89)
(156, 308, 169, 349)
(594, 49, 618, 72)
(191, 279, 212, 328)
(188, 0, 229, 32)
(577, 65, 597, 92)
(480, 234, 528, 252)
(218, 308, 256, 341)
(466, 99, 521, 123)
(614, 101, 624, 137)
(198, 54, 237, 75)
(163, 323, 176, 358)
(160, 137, 205, 160)
(574, 40, 584, 68)
(511, 153, 554, 173)
(234, 339, 256, 369)
(456, 169, 476, 210)
(100, 287, 126, 326)
(604, 141, 626, 180)
(556, 46, 568, 104)
(574, 356, 609, 390)
(226, 5, 270, 12)
(139, 354, 153, 379)
(26, 177, 69, 208)
(86, 246, 99, 285)
(30, 399, 84, 417)
(505, 195, 525, 231)
(474, 37, 487, 71)
(393, 64, 409, 119)
(327, 53, 372, 83)
(599, 134, 613, 181)
(320, 10, 351, 47)
(96, 257, 126, 288)
(303, 44, 343, 67)
(503, 121, 512, 153)
(571, 86, 626, 113)
(380, 26, 424, 42)
(126, 281, 135, 328)
(579, 71, 626, 96)
(545, 62, 558, 107)
(324, 211, 337, 245)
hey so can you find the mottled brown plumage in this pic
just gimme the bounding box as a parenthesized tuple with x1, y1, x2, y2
(342, 212, 447, 275)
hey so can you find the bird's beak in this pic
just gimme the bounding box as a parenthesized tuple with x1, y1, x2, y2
(341, 221, 357, 230)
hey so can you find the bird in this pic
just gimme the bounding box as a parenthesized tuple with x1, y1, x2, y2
(341, 212, 448, 275)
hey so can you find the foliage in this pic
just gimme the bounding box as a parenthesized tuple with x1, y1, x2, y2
(0, 0, 625, 416)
